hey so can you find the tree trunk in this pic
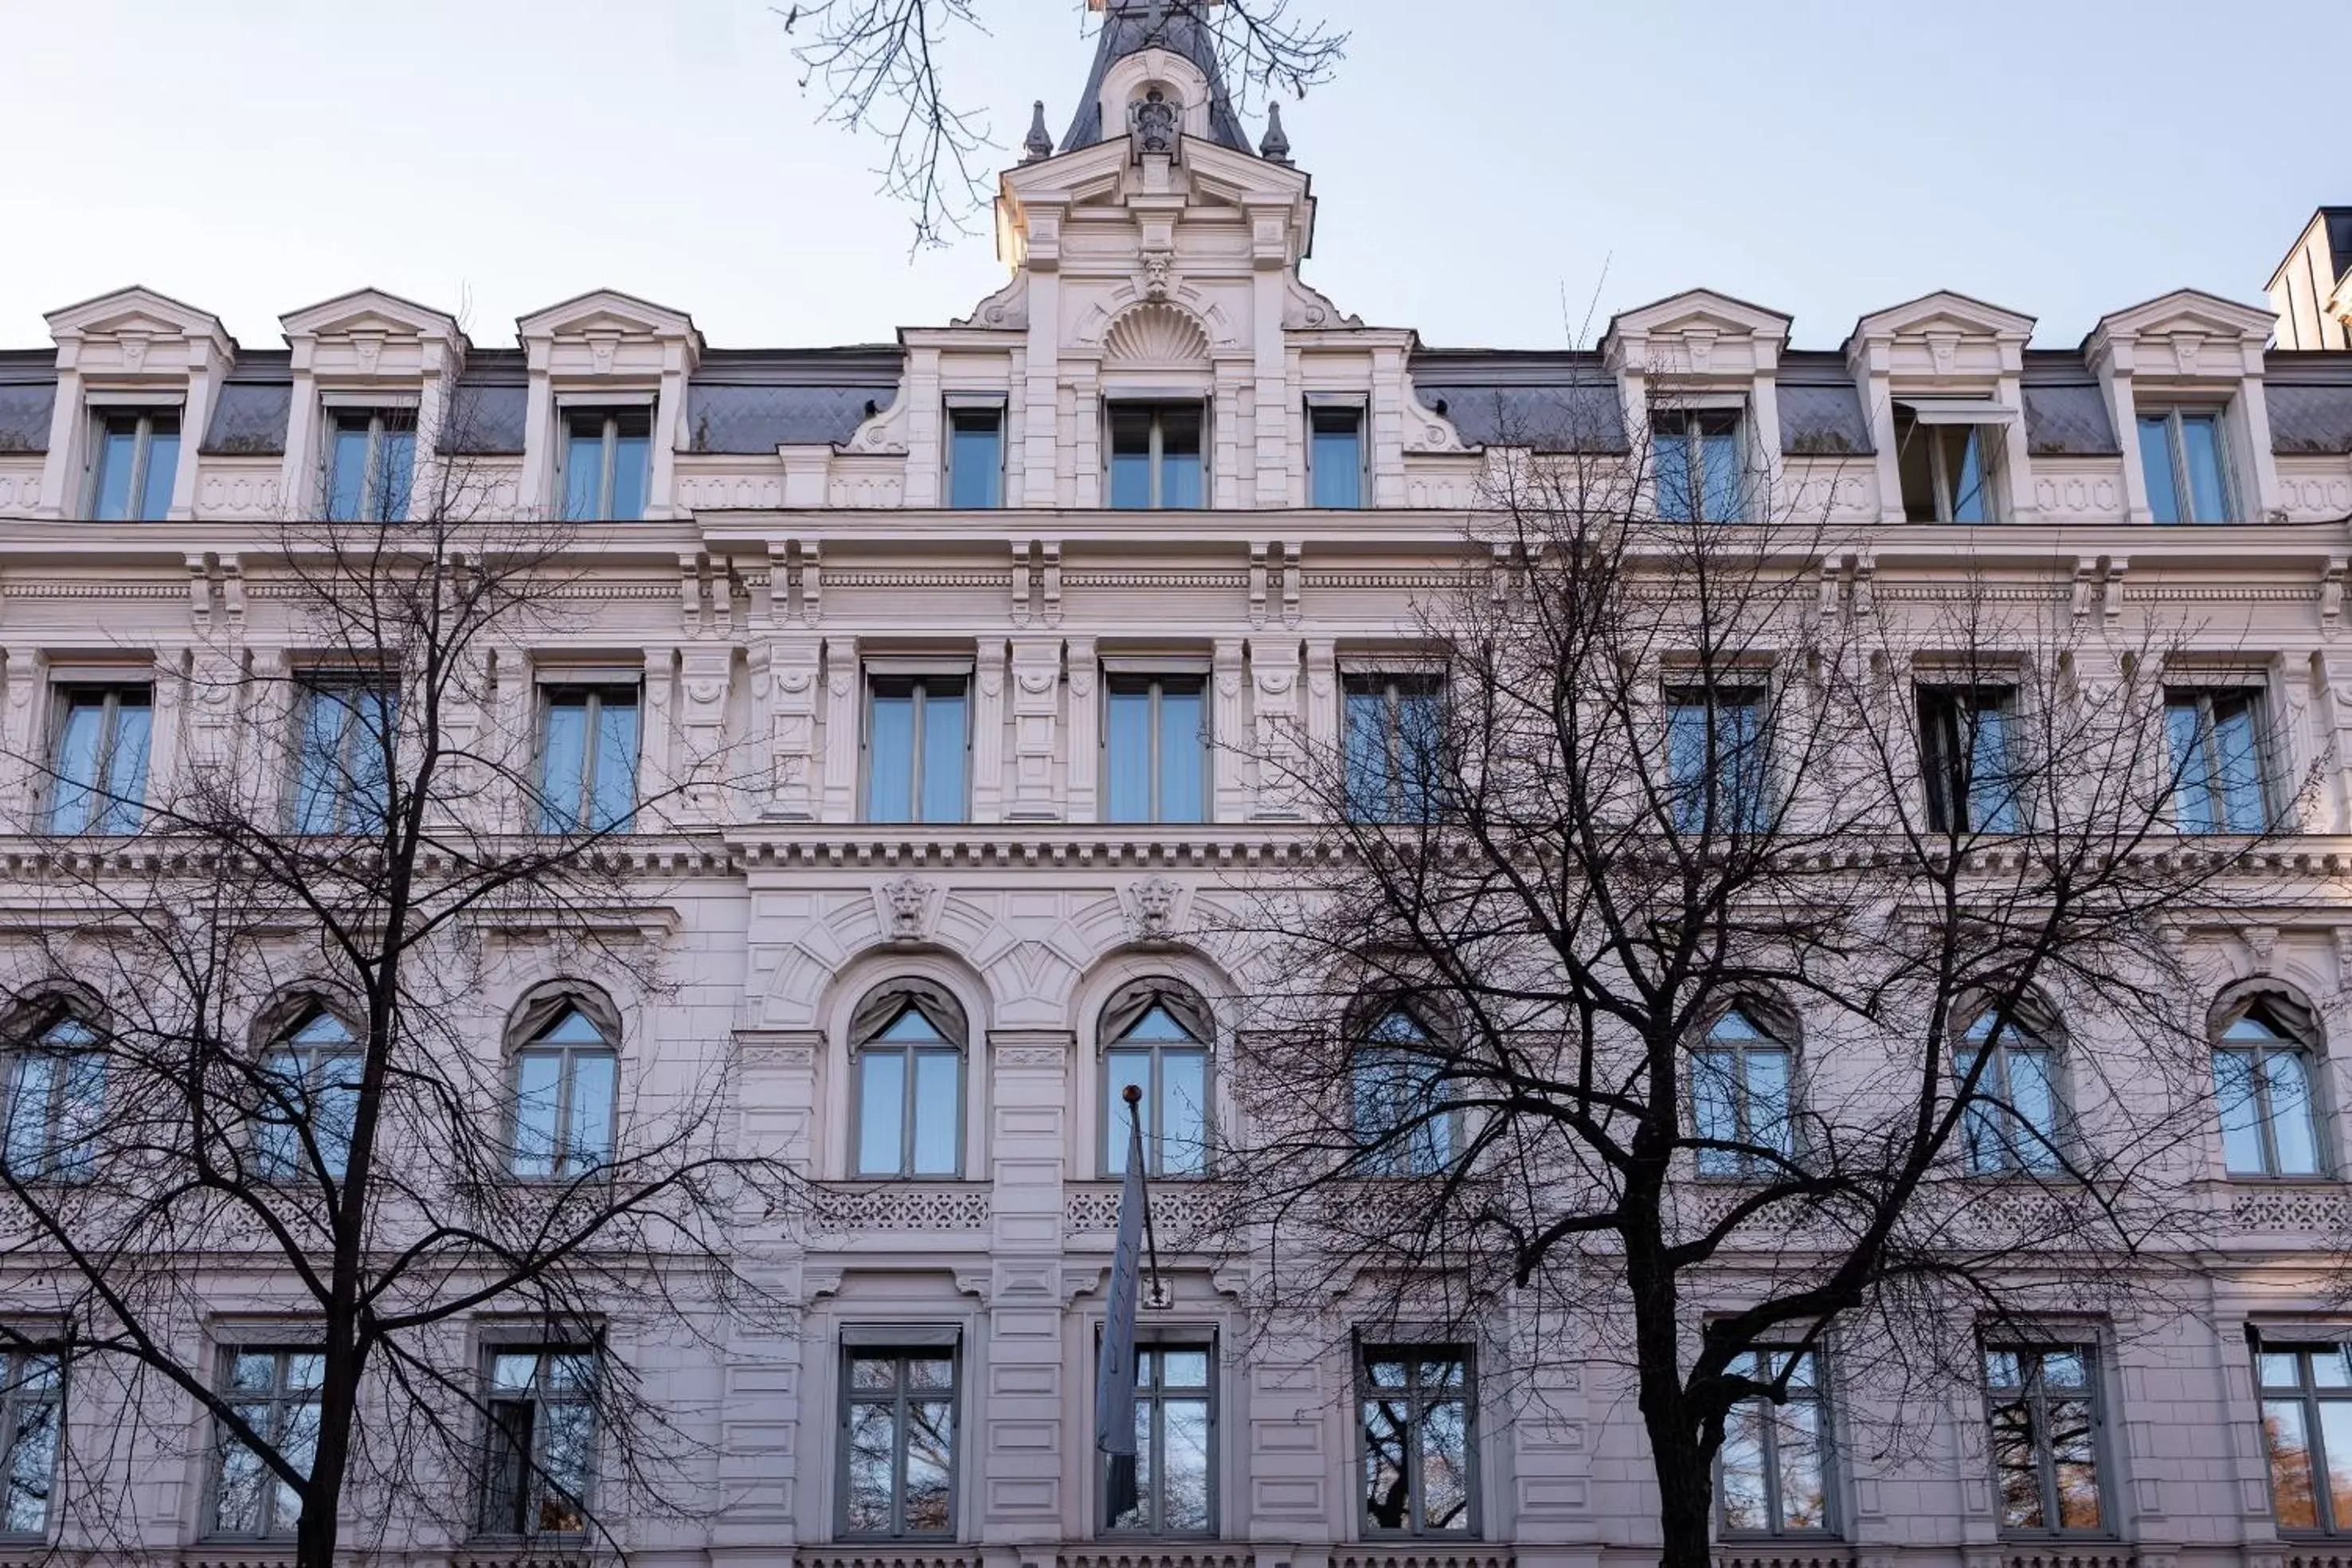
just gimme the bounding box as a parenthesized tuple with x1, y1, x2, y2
(1627, 1237, 1716, 1568)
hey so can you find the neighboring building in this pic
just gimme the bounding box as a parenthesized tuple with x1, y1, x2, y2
(2270, 207, 2352, 351)
(5, 3, 2352, 1565)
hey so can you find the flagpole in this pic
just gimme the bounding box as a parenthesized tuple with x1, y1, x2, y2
(1121, 1083, 1164, 1307)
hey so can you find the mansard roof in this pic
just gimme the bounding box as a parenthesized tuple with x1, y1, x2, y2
(687, 347, 905, 453)
(1060, 0, 1252, 154)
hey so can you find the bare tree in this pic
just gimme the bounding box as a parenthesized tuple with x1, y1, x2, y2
(1207, 406, 2293, 1567)
(0, 396, 793, 1567)
(783, 0, 1344, 246)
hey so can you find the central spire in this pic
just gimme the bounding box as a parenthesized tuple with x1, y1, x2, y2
(1059, 0, 1253, 155)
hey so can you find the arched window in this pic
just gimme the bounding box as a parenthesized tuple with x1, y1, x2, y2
(2213, 990, 2322, 1178)
(1957, 1005, 2060, 1175)
(1692, 1006, 1794, 1177)
(1101, 980, 1211, 1178)
(256, 1005, 362, 1182)
(509, 991, 618, 1179)
(851, 983, 966, 1179)
(1350, 1006, 1453, 1176)
(2, 1011, 104, 1182)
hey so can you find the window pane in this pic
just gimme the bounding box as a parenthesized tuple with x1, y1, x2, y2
(858, 1050, 906, 1176)
(2181, 413, 2229, 523)
(513, 1054, 562, 1176)
(868, 686, 916, 822)
(92, 422, 138, 521)
(564, 427, 605, 521)
(378, 427, 415, 521)
(2140, 416, 2184, 524)
(2009, 1048, 2059, 1171)
(1163, 1394, 1211, 1531)
(1345, 686, 1391, 821)
(2209, 695, 2266, 833)
(101, 693, 152, 832)
(1361, 1394, 1411, 1529)
(1419, 1396, 1471, 1531)
(2264, 1049, 2319, 1176)
(1158, 682, 1205, 823)
(912, 1050, 960, 1175)
(843, 1402, 896, 1533)
(949, 409, 1003, 509)
(2166, 698, 2213, 831)
(1967, 699, 2018, 833)
(3, 1057, 54, 1175)
(540, 698, 589, 833)
(1109, 407, 1154, 510)
(53, 1053, 102, 1180)
(293, 690, 353, 834)
(214, 1422, 269, 1534)
(2267, 1398, 2321, 1530)
(1989, 1394, 2045, 1528)
(2214, 1050, 2268, 1174)
(608, 432, 649, 522)
(2316, 1398, 2352, 1538)
(1692, 1049, 1740, 1176)
(137, 425, 179, 521)
(2048, 1394, 2101, 1530)
(537, 1401, 593, 1530)
(1106, 682, 1153, 823)
(327, 422, 370, 522)
(1312, 408, 1364, 508)
(1717, 1400, 1769, 1530)
(3, 1385, 57, 1532)
(1700, 428, 1741, 522)
(592, 692, 640, 831)
(49, 697, 105, 834)
(1160, 1049, 1207, 1175)
(1654, 425, 1694, 523)
(1746, 1047, 1792, 1159)
(903, 1397, 955, 1532)
(1160, 407, 1203, 509)
(919, 682, 967, 823)
(1774, 1398, 1827, 1530)
(1106, 1047, 1148, 1175)
(1946, 426, 1989, 524)
(565, 1052, 616, 1167)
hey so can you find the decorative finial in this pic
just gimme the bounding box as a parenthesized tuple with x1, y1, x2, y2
(1023, 100, 1054, 162)
(1259, 101, 1293, 164)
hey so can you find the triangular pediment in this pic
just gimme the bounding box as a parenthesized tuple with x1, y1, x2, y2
(517, 288, 699, 346)
(1850, 290, 2036, 346)
(45, 284, 233, 352)
(1607, 288, 1792, 344)
(282, 287, 465, 346)
(2092, 287, 2274, 346)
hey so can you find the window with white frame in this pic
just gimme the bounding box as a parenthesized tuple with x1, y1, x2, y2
(1344, 671, 1446, 823)
(945, 404, 1004, 509)
(839, 1343, 959, 1539)
(538, 684, 640, 834)
(1101, 981, 1211, 1178)
(1359, 1344, 1474, 1536)
(87, 409, 179, 522)
(1105, 672, 1207, 824)
(2138, 405, 2233, 523)
(1894, 404, 1999, 523)
(561, 408, 652, 522)
(509, 999, 617, 1179)
(2165, 686, 2271, 834)
(1982, 1343, 2107, 1535)
(477, 1346, 597, 1539)
(851, 983, 965, 1179)
(1108, 402, 1205, 509)
(1959, 1010, 2060, 1175)
(48, 683, 151, 835)
(1919, 684, 2023, 835)
(0, 1351, 59, 1537)
(1653, 407, 1743, 523)
(2, 1015, 105, 1183)
(255, 1007, 362, 1183)
(1309, 403, 1366, 508)
(1717, 1347, 1833, 1537)
(2214, 1000, 2322, 1179)
(209, 1347, 322, 1539)
(2257, 1339, 2352, 1535)
(323, 408, 416, 522)
(291, 676, 397, 835)
(1102, 1339, 1214, 1535)
(1691, 1007, 1795, 1177)
(1352, 1007, 1454, 1176)
(1666, 684, 1771, 834)
(866, 672, 969, 823)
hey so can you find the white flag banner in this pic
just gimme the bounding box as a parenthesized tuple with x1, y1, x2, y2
(1094, 1106, 1148, 1519)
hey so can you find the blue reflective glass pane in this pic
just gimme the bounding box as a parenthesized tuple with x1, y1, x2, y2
(949, 415, 1002, 508)
(1654, 429, 1693, 522)
(315, 1052, 360, 1178)
(1948, 428, 1989, 524)
(352, 687, 395, 827)
(1968, 702, 2018, 832)
(1667, 702, 1709, 831)
(512, 1054, 562, 1176)
(592, 694, 639, 831)
(378, 428, 415, 521)
(3, 1057, 54, 1174)
(1106, 1047, 1149, 1175)
(2211, 698, 2266, 832)
(2139, 416, 2184, 524)
(1692, 1049, 1740, 1175)
(1106, 686, 1153, 823)
(293, 691, 350, 834)
(1700, 429, 1741, 522)
(912, 1050, 961, 1175)
(2264, 1050, 2319, 1176)
(867, 688, 916, 822)
(1746, 1048, 1792, 1158)
(1959, 1046, 2006, 1173)
(858, 1050, 906, 1175)
(564, 431, 603, 521)
(919, 683, 967, 823)
(327, 424, 370, 522)
(1159, 683, 1204, 823)
(1160, 410, 1203, 509)
(2010, 1048, 2059, 1171)
(1161, 1049, 1207, 1175)
(2181, 413, 2229, 522)
(1313, 416, 1363, 508)
(540, 698, 589, 833)
(1109, 408, 1153, 510)
(49, 699, 104, 834)
(2214, 1050, 2267, 1174)
(92, 426, 136, 521)
(565, 1052, 616, 1167)
(609, 434, 649, 522)
(2166, 700, 2216, 833)
(136, 428, 178, 521)
(1345, 687, 1391, 821)
(1395, 684, 1442, 822)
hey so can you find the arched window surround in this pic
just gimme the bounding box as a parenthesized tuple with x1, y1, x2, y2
(249, 987, 365, 1183)
(1952, 990, 2067, 1177)
(504, 982, 621, 1180)
(2210, 979, 2328, 1179)
(1, 987, 109, 1183)
(1347, 996, 1457, 1178)
(1098, 977, 1215, 1179)
(847, 980, 969, 1181)
(1690, 996, 1801, 1179)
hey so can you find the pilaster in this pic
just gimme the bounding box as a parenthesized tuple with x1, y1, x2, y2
(980, 1029, 1077, 1539)
(1250, 635, 1303, 819)
(1212, 637, 1249, 822)
(1008, 638, 1064, 821)
(820, 635, 862, 823)
(1066, 637, 1100, 823)
(972, 638, 1010, 823)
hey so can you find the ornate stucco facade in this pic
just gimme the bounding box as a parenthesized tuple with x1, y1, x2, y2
(6, 6, 2352, 1568)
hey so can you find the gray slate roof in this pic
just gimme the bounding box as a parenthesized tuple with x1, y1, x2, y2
(1060, 3, 1254, 154)
(0, 350, 56, 455)
(688, 348, 903, 452)
(444, 350, 528, 456)
(2021, 354, 2119, 456)
(202, 351, 292, 456)
(1410, 350, 1627, 454)
(2268, 354, 2352, 455)
(1777, 353, 1873, 456)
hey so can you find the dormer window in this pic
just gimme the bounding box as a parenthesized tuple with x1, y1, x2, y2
(1653, 409, 1743, 523)
(325, 409, 416, 522)
(88, 409, 179, 522)
(1893, 404, 1998, 524)
(946, 404, 1004, 509)
(562, 408, 651, 522)
(1109, 402, 1204, 510)
(1309, 403, 1366, 509)
(2137, 405, 2232, 524)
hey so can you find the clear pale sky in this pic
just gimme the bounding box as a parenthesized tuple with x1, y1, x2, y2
(1, 0, 2340, 354)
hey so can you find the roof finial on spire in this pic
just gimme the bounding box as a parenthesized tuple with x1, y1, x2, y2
(1023, 100, 1055, 162)
(1259, 101, 1293, 164)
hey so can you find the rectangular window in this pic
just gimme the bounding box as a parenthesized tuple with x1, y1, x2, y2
(1108, 402, 1205, 510)
(291, 678, 397, 835)
(1983, 1344, 2106, 1536)
(1692, 1008, 1794, 1178)
(562, 408, 652, 522)
(255, 1014, 362, 1183)
(1717, 1347, 1832, 1537)
(0, 1352, 59, 1537)
(866, 675, 969, 823)
(1105, 674, 1207, 824)
(478, 1347, 596, 1539)
(1666, 686, 1769, 834)
(855, 1020, 961, 1179)
(946, 405, 1004, 509)
(1959, 1019, 2060, 1176)
(2165, 686, 2269, 834)
(1894, 407, 1998, 523)
(324, 408, 417, 522)
(538, 686, 640, 834)
(840, 1346, 958, 1539)
(2258, 1341, 2352, 1535)
(211, 1347, 323, 1539)
(1344, 672, 1446, 823)
(1310, 404, 1366, 508)
(48, 684, 151, 835)
(2, 1020, 104, 1183)
(1104, 1341, 1213, 1535)
(1653, 409, 1743, 523)
(1104, 1011, 1209, 1179)
(2215, 1009, 2321, 1178)
(88, 409, 179, 522)
(1359, 1345, 1474, 1536)
(1919, 685, 2022, 834)
(2138, 407, 2233, 524)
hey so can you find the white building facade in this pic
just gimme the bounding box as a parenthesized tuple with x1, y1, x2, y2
(6, 6, 2352, 1567)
